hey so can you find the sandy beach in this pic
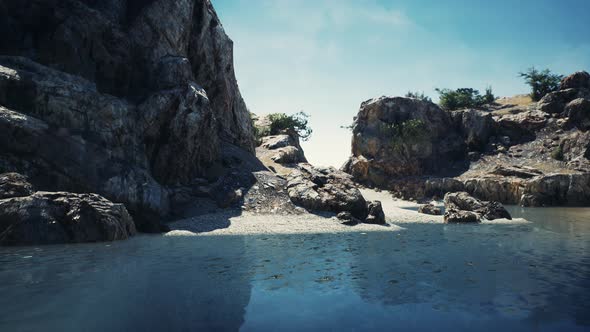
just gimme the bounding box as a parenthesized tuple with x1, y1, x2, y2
(168, 188, 529, 236)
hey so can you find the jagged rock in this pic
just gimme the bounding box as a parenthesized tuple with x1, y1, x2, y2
(418, 204, 442, 216)
(365, 201, 386, 224)
(451, 109, 495, 151)
(0, 173, 33, 199)
(287, 164, 368, 219)
(260, 134, 307, 164)
(560, 71, 590, 90)
(337, 212, 361, 226)
(0, 0, 256, 233)
(538, 88, 590, 114)
(566, 98, 590, 131)
(496, 110, 547, 141)
(443, 192, 511, 222)
(343, 97, 465, 185)
(444, 209, 480, 223)
(490, 165, 542, 179)
(0, 192, 136, 246)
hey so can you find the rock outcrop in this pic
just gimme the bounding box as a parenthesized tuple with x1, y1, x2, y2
(443, 192, 511, 223)
(0, 0, 255, 233)
(342, 97, 466, 186)
(344, 71, 590, 207)
(0, 173, 136, 245)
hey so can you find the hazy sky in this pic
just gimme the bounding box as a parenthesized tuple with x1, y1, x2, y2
(212, 0, 590, 167)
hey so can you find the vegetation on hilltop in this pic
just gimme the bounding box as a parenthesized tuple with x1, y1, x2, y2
(435, 87, 495, 110)
(519, 67, 563, 101)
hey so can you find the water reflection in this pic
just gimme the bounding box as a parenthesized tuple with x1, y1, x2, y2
(0, 208, 589, 331)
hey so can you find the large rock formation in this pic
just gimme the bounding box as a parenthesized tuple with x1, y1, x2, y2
(0, 173, 136, 245)
(344, 71, 590, 207)
(342, 97, 466, 186)
(0, 0, 255, 233)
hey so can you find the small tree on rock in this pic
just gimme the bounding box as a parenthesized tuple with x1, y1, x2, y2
(519, 67, 563, 101)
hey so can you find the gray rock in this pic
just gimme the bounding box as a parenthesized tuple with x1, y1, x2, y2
(0, 173, 33, 199)
(365, 200, 386, 224)
(560, 71, 590, 90)
(566, 98, 590, 131)
(0, 0, 256, 233)
(287, 164, 368, 219)
(443, 192, 511, 222)
(418, 204, 442, 216)
(337, 212, 361, 226)
(0, 192, 136, 246)
(342, 97, 466, 185)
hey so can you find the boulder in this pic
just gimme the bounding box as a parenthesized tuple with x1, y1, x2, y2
(418, 204, 442, 216)
(0, 173, 33, 199)
(566, 98, 590, 131)
(287, 164, 368, 219)
(337, 212, 361, 226)
(343, 97, 466, 185)
(560, 71, 590, 90)
(365, 201, 386, 224)
(444, 209, 480, 223)
(443, 192, 511, 223)
(0, 192, 136, 246)
(538, 88, 589, 114)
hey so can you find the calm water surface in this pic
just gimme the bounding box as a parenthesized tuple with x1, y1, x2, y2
(1, 207, 589, 331)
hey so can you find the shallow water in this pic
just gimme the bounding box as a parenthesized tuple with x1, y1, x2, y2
(1, 207, 589, 331)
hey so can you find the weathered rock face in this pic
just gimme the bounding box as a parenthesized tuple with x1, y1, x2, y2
(0, 0, 255, 231)
(345, 71, 590, 208)
(287, 164, 369, 219)
(560, 71, 590, 90)
(450, 109, 495, 151)
(343, 97, 466, 186)
(0, 173, 136, 245)
(260, 134, 307, 165)
(443, 192, 511, 223)
(0, 173, 33, 199)
(418, 204, 442, 216)
(365, 200, 386, 224)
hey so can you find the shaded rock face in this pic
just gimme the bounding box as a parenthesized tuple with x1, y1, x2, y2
(560, 71, 590, 90)
(0, 173, 33, 199)
(443, 192, 511, 223)
(0, 173, 136, 245)
(418, 204, 441, 216)
(343, 97, 466, 186)
(365, 201, 386, 224)
(0, 0, 254, 231)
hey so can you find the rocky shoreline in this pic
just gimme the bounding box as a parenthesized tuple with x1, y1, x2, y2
(0, 0, 588, 246)
(342, 73, 590, 207)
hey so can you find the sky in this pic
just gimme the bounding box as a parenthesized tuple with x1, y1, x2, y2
(212, 0, 590, 167)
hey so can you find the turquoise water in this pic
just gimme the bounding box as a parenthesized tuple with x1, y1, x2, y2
(0, 207, 589, 331)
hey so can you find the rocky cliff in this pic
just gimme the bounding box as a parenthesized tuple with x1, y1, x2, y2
(0, 0, 255, 232)
(343, 71, 590, 207)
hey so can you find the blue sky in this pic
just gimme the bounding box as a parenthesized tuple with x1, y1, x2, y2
(212, 0, 590, 167)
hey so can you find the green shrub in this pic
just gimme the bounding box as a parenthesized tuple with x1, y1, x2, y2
(267, 111, 312, 141)
(405, 91, 432, 103)
(380, 119, 430, 160)
(435, 87, 496, 110)
(519, 67, 563, 101)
